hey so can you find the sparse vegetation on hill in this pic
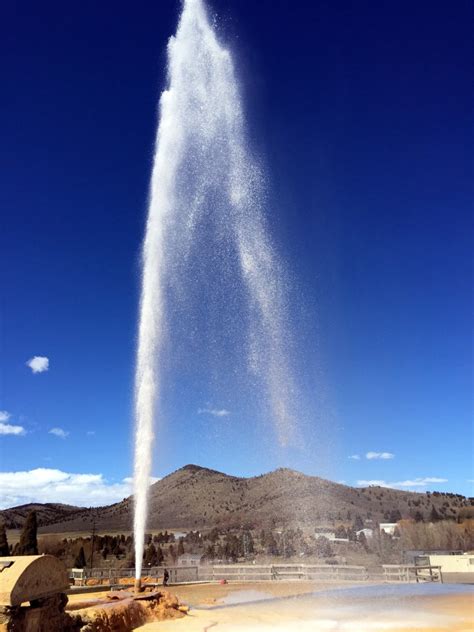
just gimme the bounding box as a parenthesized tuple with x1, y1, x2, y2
(1, 465, 472, 536)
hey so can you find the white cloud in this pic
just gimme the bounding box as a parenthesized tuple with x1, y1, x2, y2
(0, 468, 160, 509)
(26, 356, 49, 373)
(366, 451, 395, 460)
(348, 454, 361, 460)
(198, 407, 231, 417)
(0, 422, 26, 436)
(49, 427, 69, 439)
(357, 477, 448, 490)
(86, 431, 95, 436)
(122, 476, 160, 486)
(0, 411, 11, 422)
(357, 480, 387, 487)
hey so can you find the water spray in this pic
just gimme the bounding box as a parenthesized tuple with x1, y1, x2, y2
(132, 0, 295, 579)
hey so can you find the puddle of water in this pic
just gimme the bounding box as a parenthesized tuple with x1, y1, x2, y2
(218, 590, 273, 605)
(193, 584, 474, 631)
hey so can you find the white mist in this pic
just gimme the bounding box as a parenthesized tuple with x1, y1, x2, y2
(133, 0, 295, 579)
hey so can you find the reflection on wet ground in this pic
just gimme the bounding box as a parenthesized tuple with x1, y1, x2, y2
(137, 583, 474, 631)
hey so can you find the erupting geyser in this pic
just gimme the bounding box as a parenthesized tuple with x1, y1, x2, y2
(133, 0, 296, 579)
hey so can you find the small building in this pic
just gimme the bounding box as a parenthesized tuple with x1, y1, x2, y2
(426, 553, 474, 584)
(314, 528, 336, 540)
(356, 528, 374, 539)
(404, 549, 462, 565)
(379, 523, 398, 536)
(177, 553, 204, 567)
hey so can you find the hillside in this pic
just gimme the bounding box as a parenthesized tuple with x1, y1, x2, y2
(1, 464, 470, 533)
(0, 502, 84, 529)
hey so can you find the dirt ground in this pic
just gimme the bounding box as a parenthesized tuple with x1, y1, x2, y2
(162, 580, 347, 606)
(66, 580, 341, 607)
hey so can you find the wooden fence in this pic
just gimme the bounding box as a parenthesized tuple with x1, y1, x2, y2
(71, 563, 367, 584)
(382, 564, 443, 583)
(70, 563, 443, 586)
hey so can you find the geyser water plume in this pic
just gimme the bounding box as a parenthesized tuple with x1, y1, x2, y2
(133, 0, 297, 579)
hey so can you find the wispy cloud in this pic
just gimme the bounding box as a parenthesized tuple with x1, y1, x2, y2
(348, 454, 361, 460)
(366, 451, 394, 460)
(0, 469, 160, 509)
(198, 407, 231, 417)
(49, 427, 69, 439)
(26, 356, 49, 373)
(357, 477, 448, 490)
(0, 411, 26, 435)
(86, 431, 95, 436)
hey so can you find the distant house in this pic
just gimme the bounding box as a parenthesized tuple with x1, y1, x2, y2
(426, 553, 474, 584)
(314, 528, 336, 540)
(314, 528, 349, 543)
(404, 549, 463, 564)
(177, 553, 204, 567)
(379, 523, 398, 536)
(356, 528, 374, 539)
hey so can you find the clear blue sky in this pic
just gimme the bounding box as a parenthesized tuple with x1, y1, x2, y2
(1, 0, 472, 507)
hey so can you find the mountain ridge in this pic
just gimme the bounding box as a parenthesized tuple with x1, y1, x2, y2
(1, 464, 470, 532)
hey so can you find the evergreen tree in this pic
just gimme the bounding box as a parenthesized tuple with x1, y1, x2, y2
(335, 525, 347, 539)
(208, 528, 219, 543)
(156, 546, 164, 565)
(264, 531, 279, 556)
(113, 543, 123, 558)
(353, 514, 364, 531)
(169, 544, 177, 563)
(357, 531, 369, 551)
(390, 509, 402, 522)
(414, 510, 424, 522)
(0, 522, 9, 556)
(243, 530, 254, 555)
(314, 536, 332, 558)
(74, 546, 86, 568)
(144, 543, 158, 567)
(17, 511, 38, 555)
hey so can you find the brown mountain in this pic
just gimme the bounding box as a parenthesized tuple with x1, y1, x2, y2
(1, 464, 469, 533)
(0, 503, 85, 530)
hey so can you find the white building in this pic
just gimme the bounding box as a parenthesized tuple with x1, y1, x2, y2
(379, 523, 398, 536)
(427, 553, 474, 583)
(356, 528, 374, 539)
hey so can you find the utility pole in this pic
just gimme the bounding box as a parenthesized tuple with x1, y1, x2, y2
(90, 514, 96, 572)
